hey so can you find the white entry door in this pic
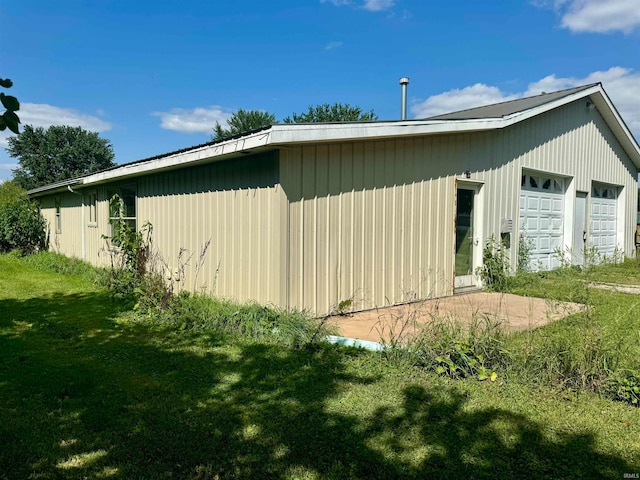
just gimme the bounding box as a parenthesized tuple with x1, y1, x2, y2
(455, 185, 480, 289)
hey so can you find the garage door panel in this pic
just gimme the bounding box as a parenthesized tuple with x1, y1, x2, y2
(540, 198, 552, 212)
(520, 173, 565, 271)
(589, 186, 617, 258)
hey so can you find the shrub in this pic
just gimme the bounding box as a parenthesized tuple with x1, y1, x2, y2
(476, 235, 509, 291)
(517, 231, 534, 272)
(0, 182, 47, 254)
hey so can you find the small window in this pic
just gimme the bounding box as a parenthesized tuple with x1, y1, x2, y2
(602, 189, 609, 198)
(55, 196, 62, 234)
(529, 176, 538, 188)
(554, 179, 562, 192)
(108, 186, 137, 233)
(87, 192, 97, 226)
(542, 178, 551, 190)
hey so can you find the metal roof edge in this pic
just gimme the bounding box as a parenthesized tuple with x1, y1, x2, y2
(28, 177, 83, 197)
(27, 84, 640, 195)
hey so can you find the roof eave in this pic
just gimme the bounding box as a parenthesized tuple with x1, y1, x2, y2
(27, 84, 640, 196)
(28, 178, 83, 197)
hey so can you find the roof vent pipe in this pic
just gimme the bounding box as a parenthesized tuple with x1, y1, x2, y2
(399, 77, 409, 120)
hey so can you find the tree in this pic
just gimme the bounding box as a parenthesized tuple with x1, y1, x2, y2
(283, 103, 378, 123)
(8, 125, 115, 190)
(0, 181, 47, 254)
(212, 109, 276, 141)
(0, 77, 20, 134)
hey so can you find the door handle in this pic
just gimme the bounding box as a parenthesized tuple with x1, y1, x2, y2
(583, 231, 587, 243)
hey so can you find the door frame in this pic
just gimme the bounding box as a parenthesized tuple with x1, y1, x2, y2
(454, 179, 484, 290)
(573, 191, 587, 266)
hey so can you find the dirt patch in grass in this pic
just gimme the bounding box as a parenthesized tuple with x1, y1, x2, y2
(589, 282, 640, 295)
(328, 292, 584, 343)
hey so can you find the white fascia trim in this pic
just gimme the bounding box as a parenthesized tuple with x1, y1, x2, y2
(81, 130, 273, 186)
(33, 83, 640, 193)
(269, 118, 503, 144)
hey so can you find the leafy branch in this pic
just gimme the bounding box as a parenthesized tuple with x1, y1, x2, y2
(0, 78, 20, 134)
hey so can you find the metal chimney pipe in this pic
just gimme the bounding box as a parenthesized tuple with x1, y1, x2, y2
(399, 77, 409, 120)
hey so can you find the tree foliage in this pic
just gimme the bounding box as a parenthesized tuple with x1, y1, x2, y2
(212, 109, 276, 141)
(283, 103, 378, 123)
(0, 181, 47, 254)
(8, 125, 115, 190)
(0, 77, 20, 134)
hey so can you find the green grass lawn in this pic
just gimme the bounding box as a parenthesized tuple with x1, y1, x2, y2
(1, 254, 640, 479)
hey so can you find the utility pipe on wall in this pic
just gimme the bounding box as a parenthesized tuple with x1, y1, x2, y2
(399, 77, 409, 120)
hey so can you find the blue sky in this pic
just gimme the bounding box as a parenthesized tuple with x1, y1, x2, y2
(1, 0, 639, 182)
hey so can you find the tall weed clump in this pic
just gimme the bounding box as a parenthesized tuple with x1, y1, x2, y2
(378, 305, 510, 381)
(414, 315, 509, 381)
(476, 235, 510, 292)
(101, 194, 326, 347)
(144, 291, 324, 347)
(21, 251, 105, 284)
(101, 194, 169, 306)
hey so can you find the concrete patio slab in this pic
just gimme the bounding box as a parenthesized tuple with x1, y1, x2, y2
(327, 292, 584, 344)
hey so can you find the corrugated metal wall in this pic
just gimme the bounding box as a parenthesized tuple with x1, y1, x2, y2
(34, 99, 637, 316)
(39, 192, 83, 258)
(135, 152, 288, 306)
(281, 100, 638, 315)
(281, 138, 461, 315)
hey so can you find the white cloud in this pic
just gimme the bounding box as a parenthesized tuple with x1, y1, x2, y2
(411, 67, 640, 138)
(534, 0, 640, 33)
(0, 163, 17, 172)
(325, 41, 343, 51)
(320, 0, 351, 6)
(152, 106, 232, 134)
(19, 103, 112, 132)
(363, 0, 395, 12)
(320, 0, 395, 12)
(0, 103, 112, 155)
(411, 84, 517, 118)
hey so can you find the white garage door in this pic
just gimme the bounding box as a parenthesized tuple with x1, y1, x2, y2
(590, 184, 618, 258)
(519, 173, 565, 271)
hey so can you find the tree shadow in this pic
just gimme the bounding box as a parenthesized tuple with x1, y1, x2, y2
(0, 292, 638, 479)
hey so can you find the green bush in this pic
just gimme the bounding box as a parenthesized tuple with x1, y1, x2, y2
(0, 182, 47, 254)
(476, 235, 509, 291)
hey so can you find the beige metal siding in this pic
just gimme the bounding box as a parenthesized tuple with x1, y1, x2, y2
(135, 152, 287, 306)
(281, 100, 638, 316)
(31, 98, 638, 317)
(39, 192, 83, 258)
(281, 138, 460, 316)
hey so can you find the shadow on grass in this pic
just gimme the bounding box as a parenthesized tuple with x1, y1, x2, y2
(0, 292, 637, 479)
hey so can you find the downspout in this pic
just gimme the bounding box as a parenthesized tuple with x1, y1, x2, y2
(67, 185, 86, 260)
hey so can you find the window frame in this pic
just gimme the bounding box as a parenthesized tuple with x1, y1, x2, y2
(54, 196, 62, 234)
(86, 191, 98, 227)
(108, 185, 137, 234)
